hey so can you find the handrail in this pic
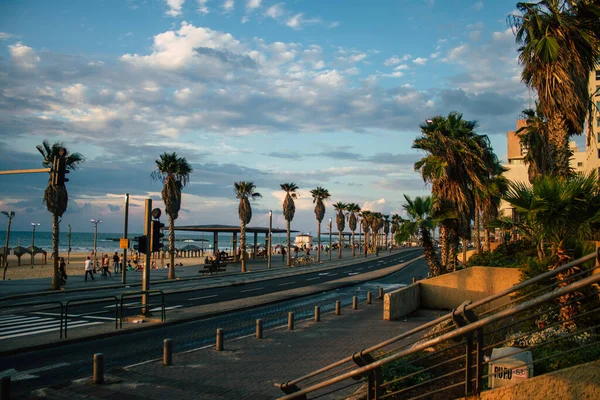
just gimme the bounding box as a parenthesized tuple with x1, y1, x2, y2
(119, 289, 166, 328)
(64, 295, 119, 338)
(0, 301, 64, 338)
(278, 266, 600, 399)
(278, 250, 599, 396)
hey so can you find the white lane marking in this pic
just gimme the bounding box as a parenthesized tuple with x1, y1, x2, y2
(329, 273, 338, 276)
(0, 318, 57, 332)
(355, 268, 364, 271)
(0, 321, 103, 340)
(240, 287, 264, 293)
(149, 305, 182, 312)
(305, 277, 320, 281)
(278, 281, 296, 286)
(0, 316, 53, 326)
(105, 302, 138, 308)
(318, 273, 329, 276)
(0, 362, 71, 382)
(188, 294, 218, 301)
(348, 273, 359, 276)
(367, 266, 374, 269)
(32, 311, 114, 320)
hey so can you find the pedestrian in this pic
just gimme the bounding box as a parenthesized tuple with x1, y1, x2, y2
(84, 256, 95, 281)
(113, 252, 120, 273)
(59, 257, 67, 286)
(282, 247, 286, 261)
(102, 254, 112, 277)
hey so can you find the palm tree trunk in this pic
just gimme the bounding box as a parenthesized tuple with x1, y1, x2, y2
(317, 222, 321, 263)
(351, 230, 355, 257)
(241, 222, 247, 273)
(440, 226, 449, 268)
(474, 206, 481, 254)
(338, 232, 342, 259)
(548, 114, 571, 177)
(168, 216, 175, 279)
(286, 220, 291, 267)
(421, 226, 441, 276)
(484, 229, 491, 252)
(364, 231, 369, 257)
(51, 214, 60, 290)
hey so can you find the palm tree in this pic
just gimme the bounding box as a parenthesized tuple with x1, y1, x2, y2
(311, 187, 331, 262)
(234, 181, 262, 273)
(360, 210, 372, 257)
(333, 202, 347, 259)
(370, 212, 384, 254)
(346, 203, 361, 257)
(152, 152, 193, 280)
(280, 183, 298, 267)
(37, 141, 84, 290)
(481, 175, 509, 251)
(397, 195, 442, 276)
(391, 214, 402, 247)
(383, 215, 390, 250)
(508, 0, 600, 175)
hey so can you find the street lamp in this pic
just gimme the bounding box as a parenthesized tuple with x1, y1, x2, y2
(328, 217, 332, 261)
(30, 222, 40, 267)
(90, 218, 102, 268)
(2, 211, 15, 280)
(268, 210, 272, 269)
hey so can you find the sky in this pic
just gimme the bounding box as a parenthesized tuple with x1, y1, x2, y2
(0, 0, 533, 235)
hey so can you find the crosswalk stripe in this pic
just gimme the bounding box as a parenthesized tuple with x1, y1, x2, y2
(0, 315, 46, 323)
(0, 321, 103, 340)
(0, 318, 56, 331)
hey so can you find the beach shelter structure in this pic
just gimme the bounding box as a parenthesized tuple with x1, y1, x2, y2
(11, 246, 29, 266)
(172, 224, 292, 262)
(26, 246, 47, 266)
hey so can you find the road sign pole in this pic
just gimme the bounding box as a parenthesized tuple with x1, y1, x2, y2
(122, 193, 129, 284)
(142, 199, 151, 316)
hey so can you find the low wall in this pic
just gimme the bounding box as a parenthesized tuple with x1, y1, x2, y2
(420, 267, 521, 311)
(383, 283, 420, 320)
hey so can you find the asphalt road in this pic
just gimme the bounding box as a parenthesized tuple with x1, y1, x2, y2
(0, 252, 427, 398)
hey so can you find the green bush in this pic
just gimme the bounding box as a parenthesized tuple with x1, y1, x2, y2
(381, 357, 434, 393)
(467, 239, 536, 268)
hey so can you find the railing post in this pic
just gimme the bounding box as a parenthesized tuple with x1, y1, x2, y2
(378, 287, 383, 299)
(367, 291, 372, 304)
(163, 339, 172, 366)
(352, 296, 358, 310)
(216, 328, 224, 351)
(1, 376, 10, 400)
(314, 306, 320, 322)
(256, 319, 263, 339)
(465, 335, 473, 396)
(335, 301, 341, 315)
(288, 312, 294, 330)
(93, 353, 104, 384)
(475, 328, 484, 394)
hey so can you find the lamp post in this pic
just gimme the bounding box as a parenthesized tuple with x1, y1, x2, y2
(2, 211, 15, 280)
(66, 224, 72, 264)
(30, 222, 40, 267)
(328, 217, 332, 261)
(268, 210, 272, 269)
(90, 218, 102, 269)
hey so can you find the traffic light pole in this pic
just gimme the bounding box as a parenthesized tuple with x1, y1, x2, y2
(122, 193, 129, 285)
(142, 199, 151, 316)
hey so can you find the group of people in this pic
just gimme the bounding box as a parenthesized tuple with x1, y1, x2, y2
(84, 252, 121, 281)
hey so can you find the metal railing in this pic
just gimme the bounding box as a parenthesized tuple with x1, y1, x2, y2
(119, 289, 166, 328)
(64, 295, 119, 338)
(277, 250, 600, 399)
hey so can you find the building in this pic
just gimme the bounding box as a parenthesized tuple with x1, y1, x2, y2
(584, 68, 600, 177)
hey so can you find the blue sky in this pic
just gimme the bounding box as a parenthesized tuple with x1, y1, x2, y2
(0, 0, 530, 234)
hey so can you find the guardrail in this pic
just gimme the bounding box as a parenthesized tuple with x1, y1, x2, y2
(277, 250, 600, 399)
(64, 295, 119, 338)
(119, 289, 166, 328)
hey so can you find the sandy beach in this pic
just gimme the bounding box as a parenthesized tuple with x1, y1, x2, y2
(0, 251, 212, 280)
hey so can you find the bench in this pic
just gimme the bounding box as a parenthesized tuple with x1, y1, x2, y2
(199, 261, 227, 275)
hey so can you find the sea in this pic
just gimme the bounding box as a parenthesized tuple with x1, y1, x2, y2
(0, 230, 331, 254)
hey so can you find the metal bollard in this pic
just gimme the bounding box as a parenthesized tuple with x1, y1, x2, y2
(335, 300, 341, 315)
(412, 277, 416, 284)
(1, 376, 10, 400)
(352, 296, 357, 310)
(367, 291, 372, 304)
(378, 287, 383, 300)
(216, 328, 224, 351)
(93, 353, 104, 384)
(288, 312, 294, 330)
(163, 339, 172, 366)
(256, 319, 263, 339)
(314, 306, 320, 322)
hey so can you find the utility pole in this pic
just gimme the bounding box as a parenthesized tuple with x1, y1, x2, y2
(2, 211, 15, 280)
(122, 193, 129, 284)
(142, 199, 151, 316)
(66, 225, 72, 264)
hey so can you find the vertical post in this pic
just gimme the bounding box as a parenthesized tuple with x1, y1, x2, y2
(256, 319, 263, 339)
(213, 232, 218, 258)
(314, 306, 320, 322)
(31, 224, 36, 267)
(268, 210, 272, 269)
(122, 193, 129, 284)
(328, 218, 332, 261)
(233, 232, 238, 262)
(66, 224, 71, 264)
(367, 291, 372, 304)
(216, 328, 223, 351)
(253, 231, 258, 259)
(2, 212, 13, 281)
(465, 336, 473, 396)
(0, 376, 10, 400)
(378, 287, 383, 300)
(93, 353, 104, 384)
(335, 300, 341, 315)
(288, 312, 294, 330)
(142, 199, 151, 316)
(352, 296, 357, 310)
(163, 338, 172, 366)
(93, 222, 98, 269)
(475, 329, 484, 394)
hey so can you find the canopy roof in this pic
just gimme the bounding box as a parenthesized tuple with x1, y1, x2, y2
(172, 224, 292, 234)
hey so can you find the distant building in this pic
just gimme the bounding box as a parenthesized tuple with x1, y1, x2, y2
(584, 69, 600, 177)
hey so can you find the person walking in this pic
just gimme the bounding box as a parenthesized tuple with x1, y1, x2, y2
(113, 252, 120, 273)
(84, 256, 95, 281)
(102, 254, 112, 277)
(59, 257, 67, 286)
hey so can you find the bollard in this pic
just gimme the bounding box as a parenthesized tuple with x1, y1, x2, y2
(378, 287, 383, 300)
(93, 353, 104, 384)
(288, 312, 294, 330)
(163, 338, 172, 366)
(216, 328, 224, 351)
(314, 306, 320, 322)
(352, 296, 358, 310)
(256, 319, 263, 339)
(412, 277, 416, 284)
(367, 291, 372, 304)
(1, 376, 10, 400)
(335, 300, 341, 315)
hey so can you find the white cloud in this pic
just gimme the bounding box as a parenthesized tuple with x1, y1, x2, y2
(361, 198, 387, 213)
(329, 21, 340, 28)
(382, 71, 404, 78)
(383, 55, 410, 66)
(62, 83, 87, 103)
(241, 16, 249, 23)
(265, 3, 284, 19)
(0, 32, 12, 40)
(313, 69, 344, 87)
(473, 1, 483, 10)
(8, 42, 40, 69)
(197, 0, 210, 14)
(165, 0, 185, 17)
(222, 0, 234, 12)
(469, 30, 481, 41)
(246, 0, 261, 10)
(394, 64, 409, 71)
(412, 57, 427, 65)
(430, 52, 440, 59)
(286, 13, 303, 29)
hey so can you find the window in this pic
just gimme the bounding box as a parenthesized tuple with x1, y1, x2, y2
(577, 162, 583, 167)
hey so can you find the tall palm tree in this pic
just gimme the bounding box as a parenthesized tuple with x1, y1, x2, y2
(311, 187, 331, 262)
(383, 215, 390, 250)
(333, 202, 346, 260)
(152, 152, 193, 280)
(508, 0, 600, 175)
(346, 203, 361, 257)
(391, 214, 402, 247)
(370, 212, 384, 254)
(280, 183, 298, 267)
(37, 140, 84, 290)
(234, 181, 262, 273)
(360, 210, 372, 257)
(397, 195, 442, 276)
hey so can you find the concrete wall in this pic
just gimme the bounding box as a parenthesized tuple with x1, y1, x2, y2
(466, 359, 600, 400)
(420, 267, 521, 311)
(383, 283, 420, 320)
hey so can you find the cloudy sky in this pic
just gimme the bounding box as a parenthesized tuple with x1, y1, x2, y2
(0, 0, 532, 234)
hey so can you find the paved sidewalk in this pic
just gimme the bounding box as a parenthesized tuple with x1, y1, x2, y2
(32, 301, 441, 399)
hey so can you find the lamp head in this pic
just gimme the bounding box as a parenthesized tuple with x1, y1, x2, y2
(31, 222, 40, 227)
(269, 210, 272, 217)
(426, 119, 433, 124)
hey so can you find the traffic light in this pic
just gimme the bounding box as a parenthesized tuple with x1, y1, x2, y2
(133, 235, 148, 254)
(56, 156, 69, 185)
(151, 220, 165, 253)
